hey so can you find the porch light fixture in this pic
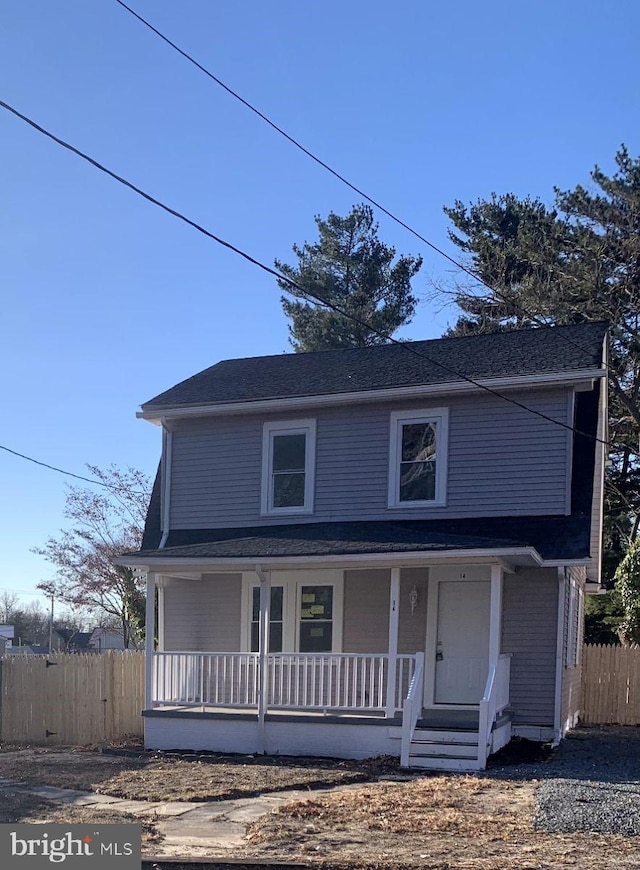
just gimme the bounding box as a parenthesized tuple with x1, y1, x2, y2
(409, 585, 419, 614)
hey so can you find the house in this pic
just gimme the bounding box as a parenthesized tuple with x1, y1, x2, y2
(87, 627, 126, 652)
(4, 644, 50, 655)
(64, 631, 93, 653)
(117, 322, 608, 771)
(0, 625, 14, 655)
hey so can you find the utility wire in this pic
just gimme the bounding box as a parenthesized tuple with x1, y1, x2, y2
(0, 444, 148, 494)
(114, 0, 614, 370)
(0, 98, 608, 447)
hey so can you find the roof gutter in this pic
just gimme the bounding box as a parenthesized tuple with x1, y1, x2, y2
(138, 368, 606, 424)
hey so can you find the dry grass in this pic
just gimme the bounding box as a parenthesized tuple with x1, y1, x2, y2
(0, 748, 382, 802)
(246, 776, 640, 869)
(2, 747, 639, 868)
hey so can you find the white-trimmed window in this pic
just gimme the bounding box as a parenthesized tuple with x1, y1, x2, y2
(261, 419, 316, 515)
(242, 571, 343, 653)
(566, 578, 584, 668)
(388, 408, 449, 507)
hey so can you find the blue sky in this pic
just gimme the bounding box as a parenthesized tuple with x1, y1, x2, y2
(1, 0, 638, 612)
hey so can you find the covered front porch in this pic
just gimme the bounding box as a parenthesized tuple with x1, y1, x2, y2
(139, 559, 515, 769)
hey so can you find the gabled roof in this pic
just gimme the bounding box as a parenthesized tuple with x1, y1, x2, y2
(141, 321, 607, 412)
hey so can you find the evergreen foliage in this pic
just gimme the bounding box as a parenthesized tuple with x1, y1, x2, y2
(277, 204, 422, 351)
(437, 146, 640, 586)
(614, 539, 640, 645)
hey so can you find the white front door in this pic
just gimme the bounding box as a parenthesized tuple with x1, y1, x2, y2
(434, 579, 490, 704)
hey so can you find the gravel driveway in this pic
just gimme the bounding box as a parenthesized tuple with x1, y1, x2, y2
(491, 727, 640, 836)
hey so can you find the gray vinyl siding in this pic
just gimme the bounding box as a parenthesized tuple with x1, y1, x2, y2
(339, 569, 430, 655)
(343, 570, 390, 653)
(162, 574, 242, 652)
(168, 388, 570, 529)
(502, 568, 559, 727)
(399, 568, 429, 655)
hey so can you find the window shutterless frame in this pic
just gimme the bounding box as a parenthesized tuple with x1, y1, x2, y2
(241, 570, 344, 653)
(261, 419, 316, 515)
(388, 408, 449, 508)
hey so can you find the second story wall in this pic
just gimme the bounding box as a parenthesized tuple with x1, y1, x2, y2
(167, 387, 572, 529)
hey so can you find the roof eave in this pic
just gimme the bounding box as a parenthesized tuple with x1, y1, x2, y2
(115, 546, 555, 573)
(138, 368, 606, 423)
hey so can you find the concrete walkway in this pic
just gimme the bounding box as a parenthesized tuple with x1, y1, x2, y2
(0, 777, 319, 857)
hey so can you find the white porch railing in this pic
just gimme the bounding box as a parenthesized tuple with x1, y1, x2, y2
(478, 653, 511, 767)
(153, 651, 418, 714)
(400, 652, 424, 767)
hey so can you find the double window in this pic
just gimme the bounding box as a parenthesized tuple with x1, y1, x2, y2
(261, 419, 316, 515)
(243, 571, 343, 653)
(566, 577, 584, 668)
(388, 408, 448, 507)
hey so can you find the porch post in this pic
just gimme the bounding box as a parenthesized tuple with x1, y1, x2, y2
(385, 567, 400, 717)
(156, 579, 165, 651)
(256, 566, 271, 753)
(489, 564, 503, 666)
(144, 570, 156, 710)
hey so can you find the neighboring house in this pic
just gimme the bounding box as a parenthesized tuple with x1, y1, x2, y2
(0, 625, 15, 645)
(4, 644, 50, 655)
(117, 322, 608, 771)
(88, 627, 126, 652)
(65, 631, 93, 653)
(0, 625, 13, 656)
(52, 628, 75, 652)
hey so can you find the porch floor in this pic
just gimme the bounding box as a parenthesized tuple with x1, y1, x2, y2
(145, 704, 480, 730)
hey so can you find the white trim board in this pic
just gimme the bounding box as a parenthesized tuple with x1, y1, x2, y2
(140, 369, 605, 423)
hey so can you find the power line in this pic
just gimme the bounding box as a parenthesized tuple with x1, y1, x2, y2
(0, 587, 49, 597)
(114, 0, 614, 371)
(0, 444, 148, 494)
(0, 98, 608, 447)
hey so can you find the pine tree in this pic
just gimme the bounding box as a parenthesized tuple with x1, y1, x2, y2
(276, 204, 422, 352)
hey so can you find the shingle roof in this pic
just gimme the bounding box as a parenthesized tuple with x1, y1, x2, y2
(142, 321, 607, 410)
(132, 515, 590, 563)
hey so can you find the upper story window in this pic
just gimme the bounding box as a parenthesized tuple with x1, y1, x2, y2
(388, 408, 449, 508)
(261, 419, 316, 515)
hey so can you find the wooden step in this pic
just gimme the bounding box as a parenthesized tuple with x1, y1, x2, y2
(388, 727, 479, 742)
(407, 754, 483, 772)
(411, 728, 479, 744)
(409, 741, 478, 758)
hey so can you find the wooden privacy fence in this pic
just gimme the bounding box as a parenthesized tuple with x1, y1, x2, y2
(0, 651, 145, 745)
(582, 644, 640, 725)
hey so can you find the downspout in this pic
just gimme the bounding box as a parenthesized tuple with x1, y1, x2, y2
(255, 564, 270, 754)
(159, 421, 173, 549)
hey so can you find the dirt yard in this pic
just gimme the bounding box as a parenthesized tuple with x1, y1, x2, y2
(0, 744, 638, 869)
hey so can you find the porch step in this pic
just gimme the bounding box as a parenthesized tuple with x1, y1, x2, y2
(394, 725, 484, 770)
(407, 754, 483, 772)
(410, 741, 478, 759)
(410, 728, 478, 744)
